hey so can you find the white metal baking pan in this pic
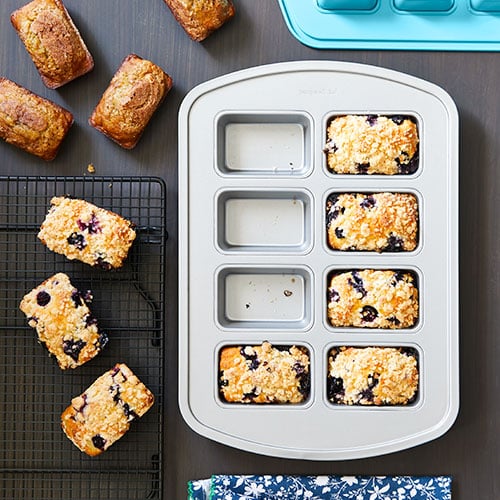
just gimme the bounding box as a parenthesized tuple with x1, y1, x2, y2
(178, 61, 459, 460)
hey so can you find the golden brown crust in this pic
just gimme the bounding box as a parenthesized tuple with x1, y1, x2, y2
(61, 363, 154, 456)
(219, 341, 310, 404)
(10, 0, 94, 89)
(328, 346, 419, 405)
(19, 273, 107, 370)
(327, 270, 419, 329)
(37, 197, 136, 269)
(0, 77, 73, 160)
(163, 0, 235, 41)
(89, 54, 172, 149)
(326, 192, 419, 252)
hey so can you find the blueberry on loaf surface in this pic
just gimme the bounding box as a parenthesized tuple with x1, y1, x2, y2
(327, 346, 419, 406)
(19, 273, 107, 369)
(89, 54, 172, 149)
(37, 197, 136, 270)
(0, 78, 73, 160)
(219, 341, 310, 404)
(325, 115, 419, 175)
(326, 192, 419, 252)
(61, 363, 154, 456)
(327, 270, 419, 329)
(10, 0, 94, 89)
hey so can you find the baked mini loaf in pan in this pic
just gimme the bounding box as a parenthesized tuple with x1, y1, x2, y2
(19, 273, 108, 370)
(61, 363, 154, 456)
(89, 54, 172, 149)
(327, 346, 419, 406)
(10, 0, 94, 89)
(324, 114, 419, 175)
(219, 341, 310, 404)
(326, 192, 419, 252)
(0, 77, 73, 160)
(327, 269, 419, 329)
(162, 0, 235, 41)
(38, 196, 136, 270)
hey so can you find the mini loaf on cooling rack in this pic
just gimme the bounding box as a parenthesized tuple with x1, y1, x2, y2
(19, 273, 108, 369)
(327, 269, 419, 329)
(162, 0, 235, 41)
(327, 346, 419, 406)
(37, 196, 136, 270)
(219, 341, 310, 404)
(11, 0, 94, 89)
(326, 192, 419, 252)
(325, 115, 419, 175)
(89, 54, 172, 149)
(61, 363, 154, 456)
(0, 78, 73, 160)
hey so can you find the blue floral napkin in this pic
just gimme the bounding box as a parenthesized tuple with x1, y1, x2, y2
(188, 475, 452, 500)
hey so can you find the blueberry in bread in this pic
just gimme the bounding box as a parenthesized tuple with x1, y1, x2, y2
(11, 0, 94, 89)
(19, 273, 107, 369)
(61, 363, 154, 455)
(37, 196, 136, 270)
(325, 115, 419, 175)
(219, 341, 310, 404)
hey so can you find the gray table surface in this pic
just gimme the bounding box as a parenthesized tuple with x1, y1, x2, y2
(0, 1, 498, 499)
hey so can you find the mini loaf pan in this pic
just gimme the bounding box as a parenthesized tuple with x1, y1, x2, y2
(178, 61, 459, 460)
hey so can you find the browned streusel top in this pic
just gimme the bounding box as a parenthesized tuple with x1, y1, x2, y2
(219, 341, 310, 404)
(89, 54, 172, 149)
(327, 269, 419, 329)
(328, 346, 419, 405)
(37, 196, 136, 270)
(19, 273, 107, 369)
(11, 0, 94, 89)
(0, 77, 73, 160)
(61, 363, 154, 456)
(326, 192, 419, 252)
(325, 115, 419, 175)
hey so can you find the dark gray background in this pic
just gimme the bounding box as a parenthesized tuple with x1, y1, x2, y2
(0, 1, 497, 499)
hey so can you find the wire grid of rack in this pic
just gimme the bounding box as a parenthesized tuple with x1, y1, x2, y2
(0, 176, 166, 499)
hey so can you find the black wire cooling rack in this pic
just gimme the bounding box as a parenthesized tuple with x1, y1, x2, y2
(0, 176, 166, 499)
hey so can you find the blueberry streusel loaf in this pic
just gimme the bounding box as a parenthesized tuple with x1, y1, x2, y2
(327, 346, 419, 405)
(89, 54, 172, 149)
(11, 0, 94, 89)
(19, 273, 107, 369)
(324, 115, 419, 175)
(37, 196, 136, 270)
(0, 77, 73, 160)
(61, 363, 154, 456)
(327, 270, 419, 329)
(219, 341, 310, 404)
(162, 0, 235, 41)
(326, 192, 419, 252)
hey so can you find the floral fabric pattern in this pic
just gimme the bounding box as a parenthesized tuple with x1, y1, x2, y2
(188, 475, 452, 500)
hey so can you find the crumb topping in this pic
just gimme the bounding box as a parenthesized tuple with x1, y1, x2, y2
(325, 115, 419, 175)
(327, 270, 419, 329)
(326, 192, 418, 252)
(219, 341, 310, 404)
(328, 346, 419, 405)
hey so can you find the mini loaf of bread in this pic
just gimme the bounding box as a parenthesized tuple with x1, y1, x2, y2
(327, 346, 419, 405)
(11, 0, 94, 89)
(219, 341, 310, 404)
(38, 196, 136, 270)
(19, 273, 108, 369)
(325, 115, 419, 175)
(89, 54, 172, 149)
(327, 269, 419, 329)
(326, 192, 419, 252)
(0, 78, 73, 160)
(61, 363, 154, 456)
(163, 0, 235, 41)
